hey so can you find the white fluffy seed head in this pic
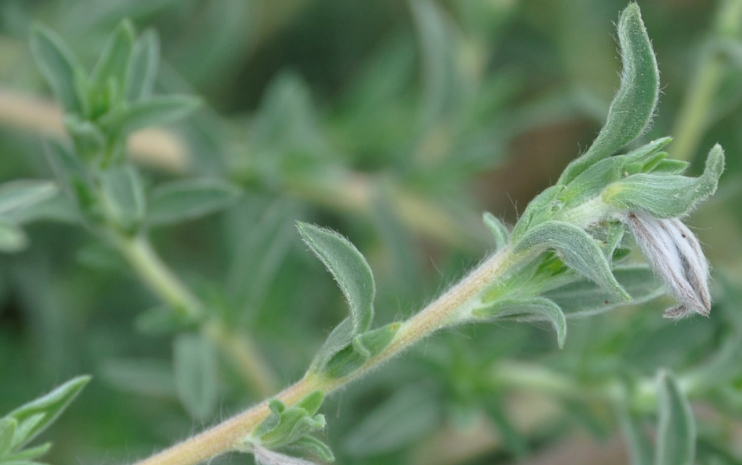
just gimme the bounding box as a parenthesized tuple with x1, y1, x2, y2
(626, 212, 711, 318)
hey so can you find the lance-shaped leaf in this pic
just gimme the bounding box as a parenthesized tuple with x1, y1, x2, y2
(30, 24, 84, 114)
(617, 408, 653, 465)
(321, 323, 401, 378)
(513, 220, 630, 300)
(559, 4, 659, 184)
(0, 181, 58, 217)
(7, 376, 90, 449)
(174, 333, 219, 421)
(147, 179, 242, 226)
(126, 30, 159, 102)
(90, 20, 136, 94)
(473, 297, 567, 348)
(655, 370, 695, 465)
(298, 223, 375, 335)
(99, 165, 146, 231)
(604, 144, 725, 218)
(0, 417, 17, 457)
(101, 96, 201, 136)
(544, 265, 662, 318)
(483, 212, 510, 251)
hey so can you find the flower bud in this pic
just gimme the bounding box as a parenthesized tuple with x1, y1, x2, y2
(625, 212, 711, 318)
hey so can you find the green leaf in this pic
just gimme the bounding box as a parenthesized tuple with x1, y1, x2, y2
(544, 265, 662, 318)
(297, 223, 375, 336)
(63, 115, 106, 161)
(99, 165, 146, 232)
(134, 305, 197, 335)
(91, 20, 136, 95)
(343, 385, 440, 456)
(99, 359, 176, 398)
(10, 415, 44, 452)
(2, 443, 52, 462)
(173, 333, 219, 421)
(481, 398, 527, 458)
(473, 297, 567, 348)
(147, 179, 242, 226)
(651, 159, 689, 175)
(483, 212, 510, 251)
(618, 408, 652, 465)
(7, 193, 79, 225)
(7, 376, 90, 449)
(294, 392, 324, 417)
(603, 145, 725, 218)
(102, 96, 201, 136)
(0, 181, 58, 217)
(559, 156, 624, 208)
(284, 436, 335, 463)
(30, 24, 83, 114)
(655, 370, 695, 465)
(126, 30, 159, 102)
(43, 139, 97, 218)
(513, 220, 630, 300)
(0, 417, 18, 457)
(0, 219, 28, 253)
(559, 4, 659, 184)
(511, 186, 561, 241)
(353, 322, 401, 359)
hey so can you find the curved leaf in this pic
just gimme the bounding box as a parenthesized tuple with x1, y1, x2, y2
(473, 297, 567, 348)
(655, 370, 695, 465)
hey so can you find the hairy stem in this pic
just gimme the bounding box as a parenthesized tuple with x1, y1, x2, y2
(113, 232, 278, 397)
(132, 248, 515, 465)
(671, 0, 742, 162)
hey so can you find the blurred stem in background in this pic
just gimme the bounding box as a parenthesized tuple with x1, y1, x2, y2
(672, 0, 742, 163)
(0, 86, 486, 251)
(112, 230, 278, 397)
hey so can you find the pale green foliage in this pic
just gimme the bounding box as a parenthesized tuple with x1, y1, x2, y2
(655, 371, 695, 465)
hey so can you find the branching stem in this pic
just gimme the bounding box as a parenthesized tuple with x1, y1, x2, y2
(132, 248, 516, 465)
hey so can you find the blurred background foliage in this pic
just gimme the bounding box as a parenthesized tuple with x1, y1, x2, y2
(1, 0, 742, 464)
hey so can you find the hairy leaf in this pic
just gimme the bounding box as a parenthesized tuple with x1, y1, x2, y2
(473, 297, 567, 348)
(604, 145, 725, 218)
(483, 212, 510, 251)
(560, 4, 659, 184)
(513, 220, 630, 300)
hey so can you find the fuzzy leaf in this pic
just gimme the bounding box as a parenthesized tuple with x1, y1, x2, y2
(353, 322, 401, 359)
(30, 24, 83, 114)
(604, 145, 725, 218)
(8, 376, 90, 449)
(483, 212, 510, 251)
(655, 370, 695, 465)
(560, 4, 659, 184)
(174, 333, 218, 421)
(298, 223, 375, 335)
(473, 297, 567, 348)
(126, 30, 159, 102)
(544, 265, 662, 318)
(147, 179, 241, 226)
(513, 220, 630, 300)
(294, 392, 324, 417)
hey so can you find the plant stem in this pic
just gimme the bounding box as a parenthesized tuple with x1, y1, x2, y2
(671, 0, 742, 162)
(132, 248, 516, 465)
(113, 232, 278, 397)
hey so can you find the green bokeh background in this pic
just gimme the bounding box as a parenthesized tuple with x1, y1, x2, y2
(1, 1, 742, 464)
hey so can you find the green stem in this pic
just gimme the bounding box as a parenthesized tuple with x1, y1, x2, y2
(112, 231, 278, 397)
(671, 0, 742, 162)
(132, 248, 517, 465)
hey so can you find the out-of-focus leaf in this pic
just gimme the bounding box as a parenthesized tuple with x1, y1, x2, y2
(126, 30, 159, 102)
(0, 181, 58, 217)
(343, 385, 440, 456)
(99, 164, 146, 230)
(30, 24, 83, 114)
(90, 19, 135, 94)
(0, 417, 18, 457)
(655, 370, 695, 465)
(544, 265, 663, 317)
(618, 408, 653, 465)
(174, 333, 219, 421)
(99, 359, 176, 398)
(0, 220, 28, 253)
(103, 96, 201, 136)
(147, 179, 241, 226)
